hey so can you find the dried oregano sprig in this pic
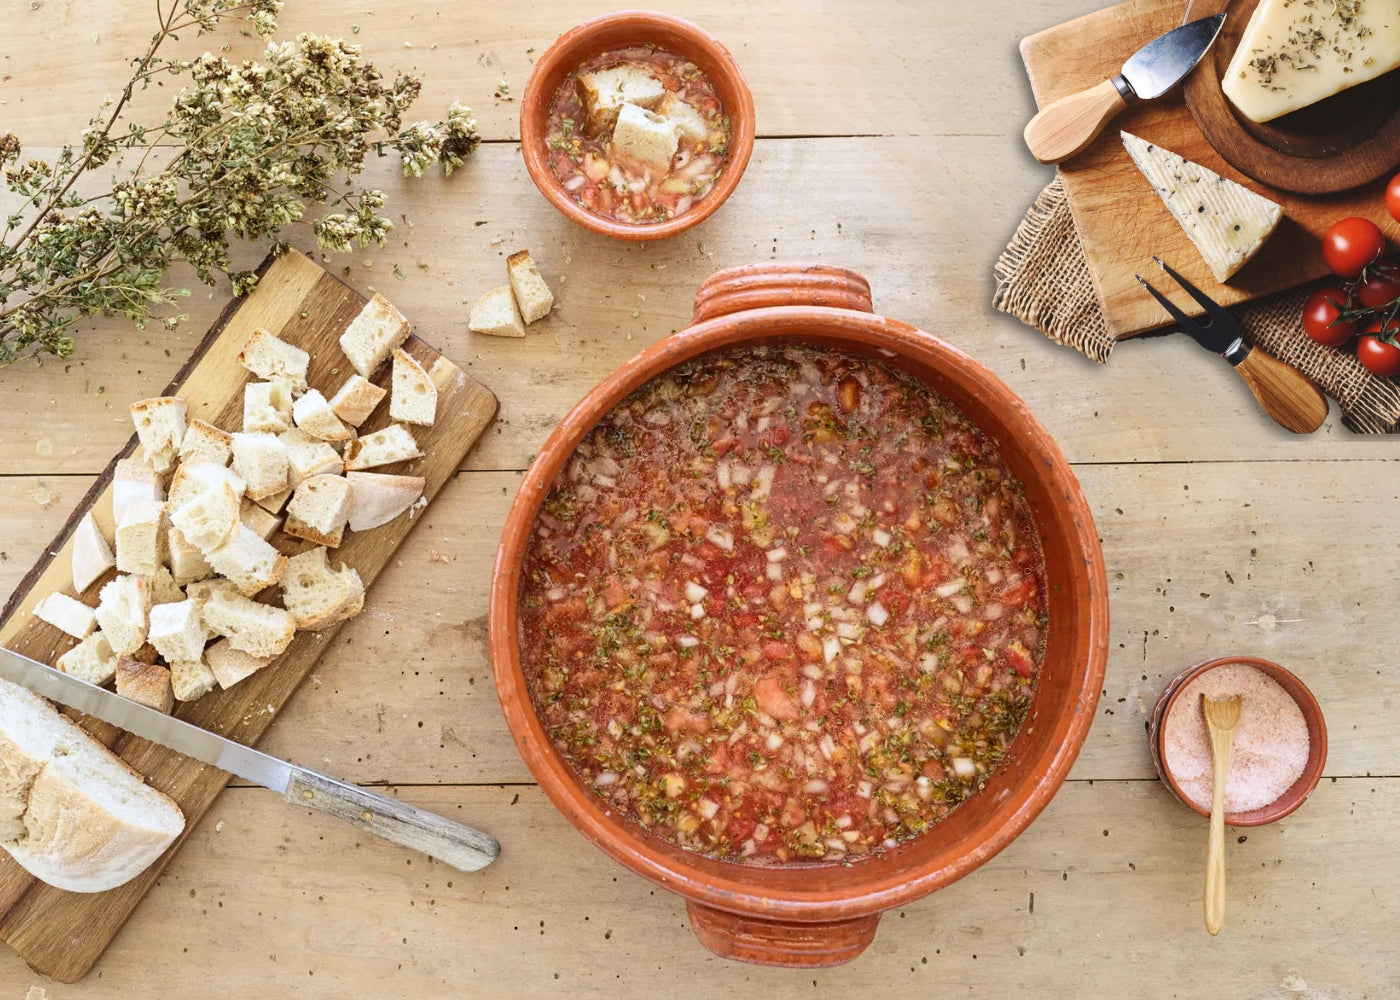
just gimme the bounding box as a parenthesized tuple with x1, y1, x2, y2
(0, 0, 480, 365)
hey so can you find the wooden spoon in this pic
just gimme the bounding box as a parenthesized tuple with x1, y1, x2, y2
(1202, 694, 1242, 935)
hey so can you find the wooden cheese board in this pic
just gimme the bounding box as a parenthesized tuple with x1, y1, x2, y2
(0, 248, 498, 983)
(1018, 0, 1394, 340)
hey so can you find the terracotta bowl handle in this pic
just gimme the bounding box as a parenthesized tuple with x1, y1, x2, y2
(685, 901, 880, 967)
(691, 262, 874, 322)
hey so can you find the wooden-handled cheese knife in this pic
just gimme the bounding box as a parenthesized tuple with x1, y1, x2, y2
(0, 646, 501, 873)
(1024, 13, 1226, 164)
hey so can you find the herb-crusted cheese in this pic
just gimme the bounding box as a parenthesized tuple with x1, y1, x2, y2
(1222, 0, 1400, 123)
(1120, 131, 1283, 283)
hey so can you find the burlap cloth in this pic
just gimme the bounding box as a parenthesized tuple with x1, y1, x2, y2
(993, 177, 1400, 434)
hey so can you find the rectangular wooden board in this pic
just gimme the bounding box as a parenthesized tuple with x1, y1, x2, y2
(1019, 0, 1391, 339)
(0, 248, 498, 982)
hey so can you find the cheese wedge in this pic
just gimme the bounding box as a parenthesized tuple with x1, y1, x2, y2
(1121, 131, 1283, 283)
(1222, 0, 1400, 123)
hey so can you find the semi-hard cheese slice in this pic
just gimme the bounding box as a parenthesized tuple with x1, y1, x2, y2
(1121, 131, 1283, 283)
(1222, 0, 1400, 123)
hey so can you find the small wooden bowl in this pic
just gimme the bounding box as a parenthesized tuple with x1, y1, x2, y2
(1148, 655, 1327, 826)
(519, 10, 756, 240)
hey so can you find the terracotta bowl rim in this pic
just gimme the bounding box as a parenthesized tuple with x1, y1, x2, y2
(518, 9, 756, 241)
(488, 302, 1110, 922)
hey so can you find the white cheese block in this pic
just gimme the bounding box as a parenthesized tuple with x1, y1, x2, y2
(1121, 131, 1283, 283)
(1222, 0, 1400, 123)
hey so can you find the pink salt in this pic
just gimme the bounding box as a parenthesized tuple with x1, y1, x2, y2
(1161, 663, 1310, 814)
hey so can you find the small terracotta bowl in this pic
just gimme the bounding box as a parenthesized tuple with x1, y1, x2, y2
(519, 10, 756, 240)
(1148, 655, 1327, 826)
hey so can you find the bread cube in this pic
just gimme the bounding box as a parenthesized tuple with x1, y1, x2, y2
(201, 594, 295, 660)
(167, 462, 246, 510)
(147, 564, 185, 605)
(576, 64, 666, 136)
(339, 293, 410, 378)
(243, 380, 295, 434)
(34, 592, 97, 640)
(167, 525, 214, 586)
(178, 418, 233, 467)
(115, 498, 166, 578)
(95, 575, 150, 655)
(611, 102, 679, 171)
(147, 598, 208, 664)
(343, 423, 422, 471)
(240, 498, 282, 541)
(327, 374, 387, 427)
(389, 348, 438, 426)
(170, 656, 218, 702)
(169, 481, 242, 553)
(280, 428, 343, 488)
(185, 577, 242, 608)
(231, 432, 290, 500)
(205, 524, 287, 596)
(204, 637, 274, 690)
(72, 511, 117, 594)
(56, 632, 117, 687)
(284, 475, 354, 548)
(115, 657, 174, 713)
(249, 486, 292, 515)
(345, 471, 425, 532)
(468, 286, 525, 338)
(113, 451, 166, 526)
(128, 397, 188, 473)
(506, 250, 555, 326)
(292, 389, 352, 442)
(237, 327, 309, 393)
(280, 547, 365, 630)
(656, 92, 710, 143)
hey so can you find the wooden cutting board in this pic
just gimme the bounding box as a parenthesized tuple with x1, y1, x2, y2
(0, 249, 497, 983)
(1019, 0, 1393, 339)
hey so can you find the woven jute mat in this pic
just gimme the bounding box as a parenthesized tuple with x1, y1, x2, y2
(993, 177, 1400, 434)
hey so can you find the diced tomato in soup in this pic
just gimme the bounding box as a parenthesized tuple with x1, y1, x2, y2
(518, 346, 1048, 865)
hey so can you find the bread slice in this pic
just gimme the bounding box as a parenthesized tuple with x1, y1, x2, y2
(327, 374, 387, 427)
(656, 92, 710, 143)
(169, 656, 217, 702)
(34, 592, 97, 640)
(280, 547, 365, 630)
(242, 380, 295, 434)
(0, 678, 185, 892)
(284, 475, 354, 548)
(390, 348, 438, 426)
(343, 423, 422, 471)
(128, 397, 188, 473)
(468, 285, 526, 338)
(169, 481, 241, 553)
(115, 658, 174, 714)
(612, 101, 679, 171)
(230, 431, 290, 500)
(55, 632, 117, 687)
(71, 512, 117, 595)
(345, 471, 425, 531)
(167, 525, 213, 586)
(146, 598, 207, 664)
(339, 293, 411, 378)
(94, 575, 151, 656)
(205, 524, 287, 596)
(114, 498, 166, 579)
(292, 389, 352, 442)
(280, 427, 343, 488)
(506, 250, 555, 325)
(240, 498, 282, 541)
(201, 592, 295, 659)
(177, 418, 232, 467)
(113, 452, 166, 526)
(576, 64, 666, 136)
(204, 638, 273, 689)
(236, 327, 309, 393)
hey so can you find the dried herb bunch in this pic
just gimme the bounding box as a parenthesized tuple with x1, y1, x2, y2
(0, 0, 480, 366)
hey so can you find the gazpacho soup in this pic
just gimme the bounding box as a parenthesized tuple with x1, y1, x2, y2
(544, 46, 731, 224)
(518, 346, 1049, 865)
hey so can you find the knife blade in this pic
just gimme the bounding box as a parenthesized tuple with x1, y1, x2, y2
(0, 646, 500, 872)
(1024, 13, 1226, 164)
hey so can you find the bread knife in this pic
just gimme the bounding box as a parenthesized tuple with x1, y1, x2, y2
(0, 646, 500, 872)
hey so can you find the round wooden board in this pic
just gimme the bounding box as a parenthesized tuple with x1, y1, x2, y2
(1182, 0, 1400, 195)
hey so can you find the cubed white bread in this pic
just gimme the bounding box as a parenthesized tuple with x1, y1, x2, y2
(166, 462, 245, 511)
(146, 599, 207, 664)
(204, 638, 273, 690)
(112, 452, 166, 526)
(343, 423, 422, 471)
(167, 526, 214, 586)
(204, 525, 287, 597)
(114, 498, 166, 579)
(185, 578, 242, 608)
(345, 471, 425, 531)
(611, 101, 680, 171)
(115, 658, 174, 714)
(291, 389, 352, 442)
(147, 564, 185, 605)
(33, 592, 96, 640)
(656, 92, 710, 143)
(339, 293, 411, 378)
(169, 481, 241, 553)
(280, 428, 343, 487)
(468, 285, 526, 338)
(327, 374, 387, 427)
(250, 486, 291, 514)
(201, 594, 295, 660)
(239, 498, 282, 541)
(55, 632, 117, 687)
(169, 656, 217, 702)
(284, 475, 354, 548)
(506, 250, 555, 325)
(280, 547, 365, 629)
(72, 512, 117, 594)
(177, 418, 232, 467)
(389, 348, 438, 427)
(128, 397, 188, 473)
(242, 380, 294, 434)
(95, 575, 150, 656)
(576, 64, 666, 135)
(236, 327, 309, 393)
(230, 432, 290, 500)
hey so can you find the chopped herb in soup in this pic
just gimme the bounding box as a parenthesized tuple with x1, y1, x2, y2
(518, 346, 1048, 865)
(544, 46, 730, 224)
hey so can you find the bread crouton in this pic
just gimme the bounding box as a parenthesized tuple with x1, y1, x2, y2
(167, 526, 214, 586)
(345, 471, 425, 532)
(389, 348, 438, 426)
(147, 565, 185, 605)
(128, 397, 188, 473)
(205, 525, 287, 596)
(72, 512, 117, 594)
(291, 389, 352, 442)
(34, 592, 97, 640)
(611, 101, 679, 171)
(280, 547, 365, 629)
(113, 451, 166, 526)
(576, 64, 666, 136)
(468, 286, 525, 338)
(327, 374, 387, 427)
(170, 656, 218, 702)
(230, 432, 289, 500)
(147, 598, 208, 664)
(239, 498, 282, 541)
(178, 418, 233, 467)
(201, 593, 295, 660)
(237, 327, 309, 393)
(115, 498, 166, 578)
(95, 576, 150, 655)
(243, 380, 295, 434)
(284, 475, 354, 548)
(506, 250, 555, 325)
(343, 423, 421, 471)
(280, 428, 343, 488)
(56, 632, 117, 687)
(169, 481, 242, 553)
(339, 293, 410, 378)
(115, 658, 174, 713)
(249, 486, 292, 515)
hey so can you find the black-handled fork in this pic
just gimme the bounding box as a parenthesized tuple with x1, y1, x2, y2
(1135, 258, 1328, 434)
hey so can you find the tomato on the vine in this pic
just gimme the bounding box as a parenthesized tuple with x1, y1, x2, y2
(1388, 172, 1400, 225)
(1356, 260, 1400, 309)
(1301, 287, 1358, 346)
(1322, 217, 1386, 280)
(1357, 320, 1400, 378)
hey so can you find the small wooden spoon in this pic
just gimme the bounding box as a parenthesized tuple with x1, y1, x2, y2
(1202, 694, 1242, 935)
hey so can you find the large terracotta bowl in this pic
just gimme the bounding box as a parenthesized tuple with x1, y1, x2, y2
(489, 263, 1110, 966)
(519, 10, 756, 240)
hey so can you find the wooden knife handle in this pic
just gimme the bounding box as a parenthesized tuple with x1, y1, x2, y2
(1023, 79, 1128, 164)
(1232, 346, 1328, 434)
(286, 769, 500, 872)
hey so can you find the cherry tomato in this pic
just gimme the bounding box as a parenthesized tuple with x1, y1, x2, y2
(1322, 217, 1386, 280)
(1388, 173, 1400, 225)
(1301, 286, 1358, 346)
(1356, 259, 1400, 309)
(1356, 320, 1400, 378)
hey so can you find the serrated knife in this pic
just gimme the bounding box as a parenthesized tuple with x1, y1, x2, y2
(1024, 12, 1226, 164)
(0, 646, 500, 872)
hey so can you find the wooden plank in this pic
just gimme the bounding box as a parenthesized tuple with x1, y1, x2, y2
(0, 250, 498, 983)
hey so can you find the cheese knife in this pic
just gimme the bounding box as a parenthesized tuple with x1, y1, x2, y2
(0, 646, 500, 873)
(1024, 13, 1226, 164)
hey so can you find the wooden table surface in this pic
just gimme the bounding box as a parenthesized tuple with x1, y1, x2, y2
(1, 1, 1395, 996)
